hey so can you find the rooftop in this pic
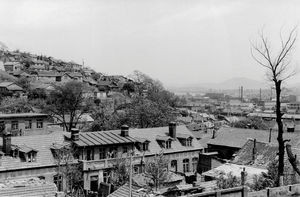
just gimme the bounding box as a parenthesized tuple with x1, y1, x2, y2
(0, 113, 48, 119)
(207, 127, 300, 148)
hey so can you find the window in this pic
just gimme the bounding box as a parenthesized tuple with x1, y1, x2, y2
(25, 120, 32, 129)
(183, 159, 190, 173)
(99, 147, 106, 159)
(192, 157, 198, 172)
(142, 143, 149, 151)
(108, 146, 117, 158)
(186, 138, 192, 147)
(11, 121, 18, 130)
(86, 148, 94, 161)
(28, 152, 36, 162)
(90, 175, 99, 192)
(171, 160, 178, 172)
(103, 170, 110, 183)
(54, 174, 63, 191)
(166, 140, 172, 149)
(123, 146, 128, 154)
(36, 119, 43, 129)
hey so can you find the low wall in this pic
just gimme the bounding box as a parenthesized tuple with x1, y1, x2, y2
(249, 184, 300, 197)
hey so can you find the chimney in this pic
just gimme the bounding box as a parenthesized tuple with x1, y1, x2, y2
(252, 139, 257, 161)
(121, 125, 129, 137)
(241, 86, 243, 102)
(269, 128, 272, 143)
(3, 131, 11, 155)
(212, 129, 216, 139)
(71, 128, 80, 141)
(169, 122, 176, 138)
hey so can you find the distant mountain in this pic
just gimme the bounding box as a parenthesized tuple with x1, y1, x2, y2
(168, 77, 269, 93)
(209, 77, 268, 90)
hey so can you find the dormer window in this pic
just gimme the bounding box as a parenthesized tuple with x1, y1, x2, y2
(177, 134, 193, 147)
(28, 151, 37, 162)
(166, 140, 172, 149)
(156, 135, 172, 149)
(13, 145, 38, 162)
(135, 137, 150, 152)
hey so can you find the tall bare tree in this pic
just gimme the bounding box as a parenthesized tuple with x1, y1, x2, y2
(251, 27, 297, 186)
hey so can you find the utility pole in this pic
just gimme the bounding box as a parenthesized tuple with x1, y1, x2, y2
(129, 150, 133, 197)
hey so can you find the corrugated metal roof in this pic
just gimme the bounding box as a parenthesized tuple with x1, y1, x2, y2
(74, 130, 137, 147)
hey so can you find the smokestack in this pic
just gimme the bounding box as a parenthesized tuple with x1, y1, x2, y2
(71, 128, 80, 141)
(169, 122, 176, 138)
(121, 125, 129, 137)
(259, 88, 262, 102)
(269, 128, 272, 143)
(3, 131, 11, 155)
(241, 86, 243, 102)
(212, 129, 216, 139)
(252, 139, 256, 161)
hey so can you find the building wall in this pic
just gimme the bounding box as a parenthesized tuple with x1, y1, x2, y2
(1, 117, 48, 136)
(82, 149, 201, 191)
(37, 76, 57, 83)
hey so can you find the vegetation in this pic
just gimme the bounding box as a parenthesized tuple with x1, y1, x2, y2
(45, 81, 90, 132)
(144, 152, 169, 191)
(110, 157, 130, 188)
(251, 27, 297, 186)
(232, 117, 269, 130)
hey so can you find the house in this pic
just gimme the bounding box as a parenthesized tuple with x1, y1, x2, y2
(232, 138, 300, 185)
(8, 70, 32, 78)
(3, 62, 23, 72)
(202, 163, 267, 184)
(206, 127, 300, 159)
(0, 177, 58, 197)
(61, 72, 83, 82)
(198, 152, 225, 174)
(0, 113, 50, 136)
(0, 131, 67, 192)
(67, 123, 203, 192)
(0, 82, 24, 95)
(98, 80, 119, 93)
(33, 71, 62, 82)
(53, 113, 94, 130)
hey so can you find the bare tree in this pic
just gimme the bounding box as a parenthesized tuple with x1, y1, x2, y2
(144, 151, 169, 191)
(251, 27, 297, 186)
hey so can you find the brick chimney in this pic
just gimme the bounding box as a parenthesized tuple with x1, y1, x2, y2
(71, 128, 80, 141)
(252, 139, 257, 161)
(121, 125, 129, 137)
(3, 131, 11, 155)
(169, 122, 176, 138)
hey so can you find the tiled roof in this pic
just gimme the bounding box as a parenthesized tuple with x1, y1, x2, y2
(0, 131, 66, 171)
(0, 82, 14, 87)
(232, 139, 278, 168)
(177, 133, 193, 139)
(37, 71, 61, 77)
(202, 163, 267, 183)
(73, 130, 137, 147)
(156, 135, 172, 141)
(0, 177, 57, 197)
(12, 144, 38, 153)
(0, 113, 48, 119)
(129, 125, 203, 156)
(108, 184, 146, 197)
(207, 127, 300, 148)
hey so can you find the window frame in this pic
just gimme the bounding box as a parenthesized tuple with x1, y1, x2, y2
(25, 120, 32, 130)
(36, 119, 43, 129)
(11, 121, 18, 130)
(183, 158, 190, 173)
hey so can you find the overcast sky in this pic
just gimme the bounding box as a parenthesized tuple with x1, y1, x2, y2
(1, 0, 300, 87)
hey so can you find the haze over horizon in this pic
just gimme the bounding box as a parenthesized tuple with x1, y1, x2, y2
(1, 0, 300, 87)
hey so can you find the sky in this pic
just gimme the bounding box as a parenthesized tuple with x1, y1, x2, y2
(1, 0, 300, 87)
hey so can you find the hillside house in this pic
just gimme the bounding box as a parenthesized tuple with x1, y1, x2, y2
(3, 62, 23, 72)
(0, 113, 50, 136)
(67, 123, 203, 192)
(0, 82, 24, 95)
(32, 71, 62, 82)
(61, 72, 83, 82)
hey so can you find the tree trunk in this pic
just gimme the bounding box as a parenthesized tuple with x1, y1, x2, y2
(275, 80, 284, 186)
